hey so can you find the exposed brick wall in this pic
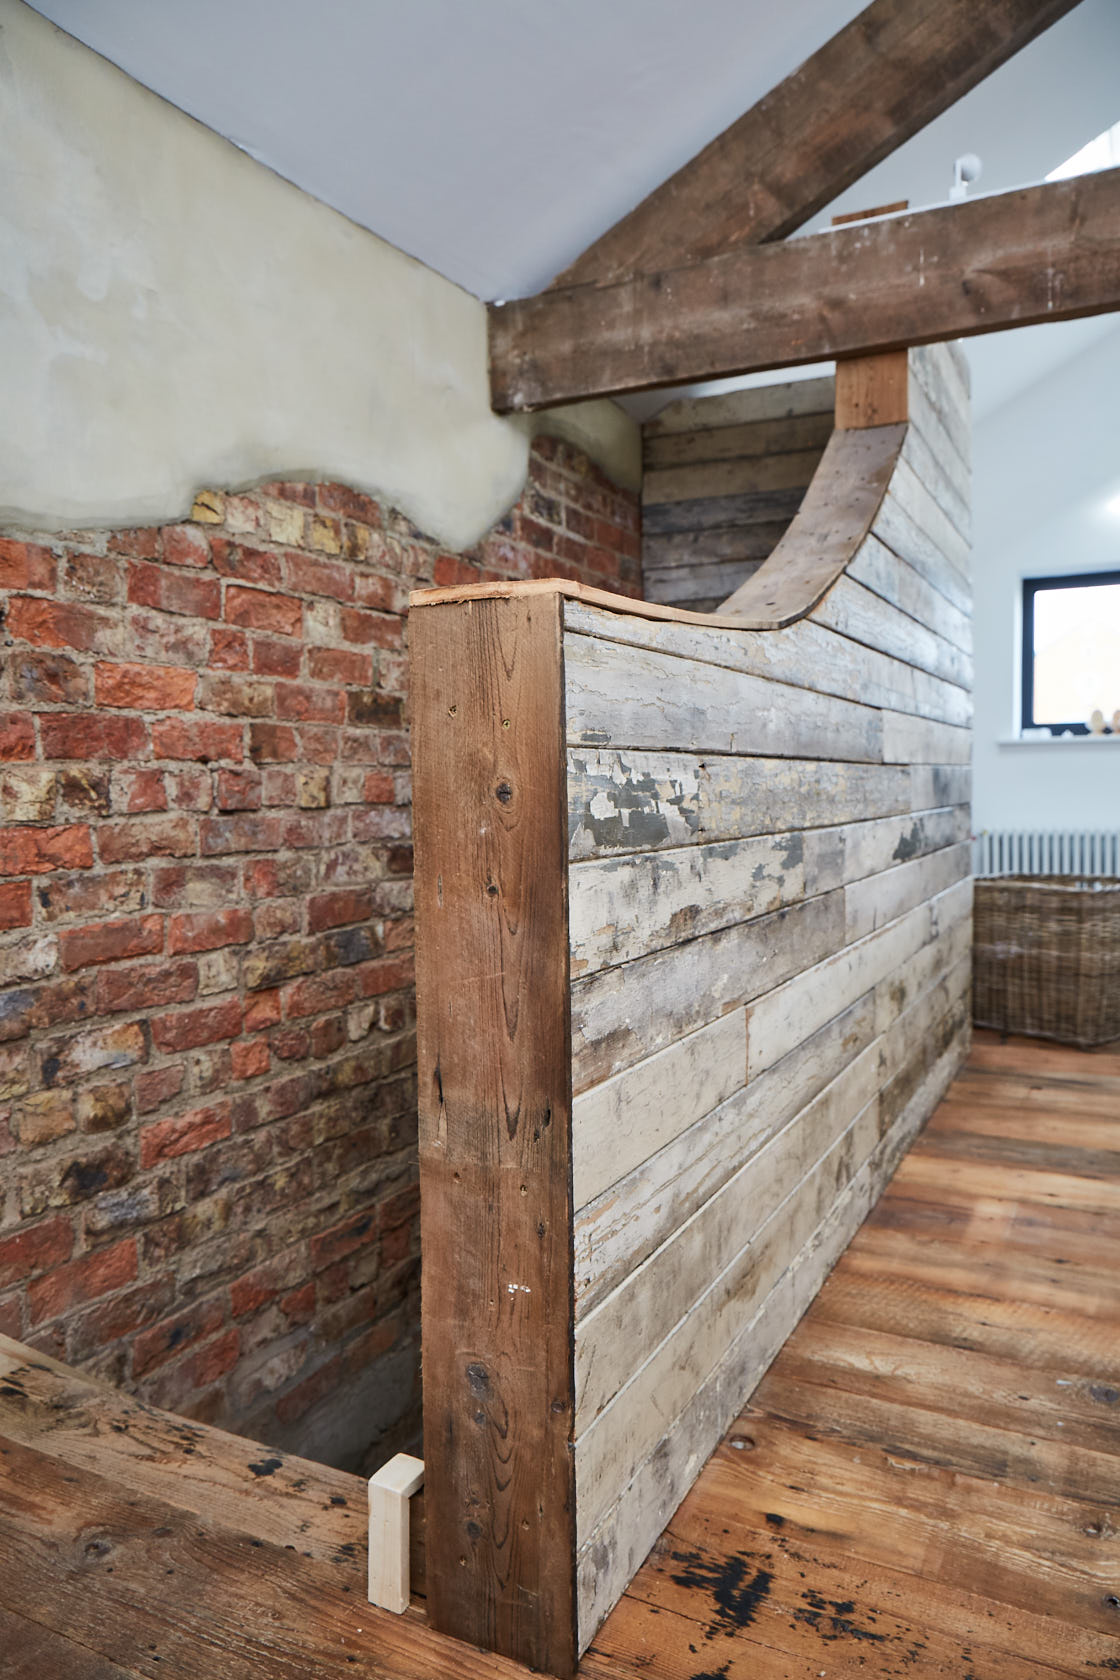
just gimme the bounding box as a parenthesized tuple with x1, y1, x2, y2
(0, 437, 639, 1468)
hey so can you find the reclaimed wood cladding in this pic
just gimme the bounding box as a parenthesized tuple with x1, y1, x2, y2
(641, 377, 834, 611)
(411, 343, 972, 1672)
(567, 342, 972, 1649)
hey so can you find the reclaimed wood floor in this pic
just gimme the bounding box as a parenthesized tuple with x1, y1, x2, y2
(0, 1031, 1117, 1678)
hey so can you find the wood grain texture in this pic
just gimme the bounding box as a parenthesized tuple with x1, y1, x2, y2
(835, 348, 910, 427)
(411, 594, 576, 1676)
(550, 0, 1079, 288)
(491, 168, 1120, 410)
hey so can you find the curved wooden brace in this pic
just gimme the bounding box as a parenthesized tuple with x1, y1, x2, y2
(411, 417, 907, 634)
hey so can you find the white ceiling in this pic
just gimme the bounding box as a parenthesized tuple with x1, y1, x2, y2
(24, 0, 1120, 419)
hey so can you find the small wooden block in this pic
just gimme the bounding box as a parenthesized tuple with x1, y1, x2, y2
(367, 1452, 424, 1615)
(835, 350, 910, 429)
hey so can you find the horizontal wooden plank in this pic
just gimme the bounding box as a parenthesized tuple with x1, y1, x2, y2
(569, 830, 805, 977)
(901, 411, 971, 543)
(846, 532, 972, 653)
(574, 1046, 882, 1445)
(642, 409, 834, 470)
(564, 599, 970, 731)
(815, 573, 972, 690)
(571, 886, 846, 1093)
(0, 1335, 368, 1574)
(909, 341, 972, 474)
(642, 486, 804, 535)
(574, 1030, 963, 1644)
(491, 169, 1120, 410)
(643, 377, 835, 437)
(843, 838, 971, 942)
(568, 747, 913, 860)
(641, 556, 761, 606)
(803, 803, 970, 897)
(641, 520, 792, 570)
(872, 453, 972, 606)
(882, 708, 972, 763)
(572, 1010, 745, 1213)
(642, 445, 825, 507)
(564, 631, 884, 762)
(574, 992, 878, 1315)
(746, 877, 969, 1079)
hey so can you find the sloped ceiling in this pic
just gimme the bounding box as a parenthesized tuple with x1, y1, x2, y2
(22, 0, 1120, 416)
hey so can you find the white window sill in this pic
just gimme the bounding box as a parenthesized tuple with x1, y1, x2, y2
(998, 733, 1120, 746)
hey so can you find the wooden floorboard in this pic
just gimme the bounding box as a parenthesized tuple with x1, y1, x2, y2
(0, 1031, 1117, 1677)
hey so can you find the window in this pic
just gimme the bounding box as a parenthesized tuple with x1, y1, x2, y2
(1021, 571, 1120, 736)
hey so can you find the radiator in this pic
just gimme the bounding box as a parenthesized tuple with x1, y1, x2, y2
(974, 830, 1120, 877)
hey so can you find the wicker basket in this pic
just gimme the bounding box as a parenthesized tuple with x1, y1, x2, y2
(973, 875, 1120, 1048)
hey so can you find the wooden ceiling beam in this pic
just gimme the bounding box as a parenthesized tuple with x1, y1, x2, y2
(490, 168, 1120, 412)
(551, 0, 1083, 291)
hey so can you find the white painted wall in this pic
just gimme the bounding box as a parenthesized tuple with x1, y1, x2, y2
(971, 319, 1120, 834)
(0, 1, 637, 547)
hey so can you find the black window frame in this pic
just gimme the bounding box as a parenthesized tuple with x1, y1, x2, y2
(1021, 568, 1120, 737)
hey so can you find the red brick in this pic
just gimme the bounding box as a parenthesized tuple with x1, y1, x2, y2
(251, 637, 302, 678)
(0, 714, 35, 761)
(168, 908, 254, 955)
(275, 1352, 340, 1424)
(96, 958, 198, 1015)
(274, 682, 343, 724)
(310, 1016, 344, 1058)
(210, 540, 281, 587)
(94, 662, 197, 711)
(107, 528, 161, 560)
(151, 862, 238, 910)
(7, 597, 115, 655)
(27, 1237, 137, 1324)
(12, 650, 89, 706)
(243, 990, 282, 1033)
(283, 552, 354, 600)
(139, 1101, 232, 1168)
(0, 880, 32, 930)
(35, 867, 146, 923)
(0, 537, 55, 590)
(225, 587, 301, 637)
(187, 1326, 240, 1388)
(68, 1275, 175, 1359)
(128, 563, 221, 619)
(318, 483, 382, 525)
(167, 768, 211, 811)
(39, 714, 148, 762)
(161, 526, 210, 568)
(150, 999, 242, 1054)
(215, 770, 261, 812)
(97, 816, 195, 864)
(152, 718, 243, 763)
(0, 1297, 22, 1340)
(0, 1216, 74, 1288)
(246, 722, 298, 764)
(308, 889, 372, 932)
(0, 825, 92, 877)
(59, 914, 164, 971)
(231, 1039, 270, 1081)
(279, 1281, 315, 1325)
(310, 1209, 377, 1273)
(282, 969, 356, 1020)
(356, 953, 414, 998)
(362, 771, 396, 803)
(208, 626, 250, 670)
(131, 1297, 225, 1376)
(307, 647, 372, 686)
(116, 769, 168, 814)
(135, 1064, 186, 1114)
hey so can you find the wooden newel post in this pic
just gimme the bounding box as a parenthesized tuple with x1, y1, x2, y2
(411, 592, 578, 1678)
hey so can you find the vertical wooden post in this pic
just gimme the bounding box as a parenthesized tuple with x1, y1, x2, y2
(367, 1453, 425, 1614)
(832, 205, 910, 432)
(410, 592, 576, 1678)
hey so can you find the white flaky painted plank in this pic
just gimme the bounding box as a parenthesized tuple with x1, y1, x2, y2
(574, 1025, 968, 1650)
(564, 631, 883, 763)
(843, 839, 971, 942)
(571, 887, 846, 1092)
(745, 875, 970, 1080)
(569, 832, 805, 977)
(573, 991, 878, 1315)
(567, 748, 916, 861)
(815, 574, 971, 691)
(882, 709, 972, 764)
(574, 1043, 881, 1440)
(872, 454, 971, 607)
(572, 1011, 745, 1213)
(846, 532, 972, 654)
(643, 375, 835, 437)
(802, 804, 970, 898)
(564, 598, 971, 729)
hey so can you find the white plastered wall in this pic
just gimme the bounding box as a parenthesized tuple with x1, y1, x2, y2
(0, 0, 638, 546)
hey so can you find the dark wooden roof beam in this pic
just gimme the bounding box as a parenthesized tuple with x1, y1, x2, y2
(490, 167, 1120, 412)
